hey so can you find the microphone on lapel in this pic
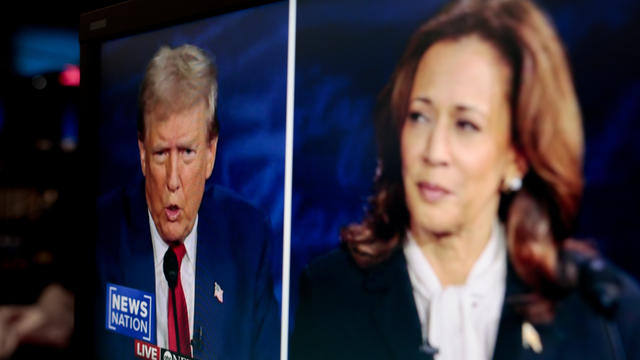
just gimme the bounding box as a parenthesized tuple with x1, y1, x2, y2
(163, 247, 182, 353)
(191, 326, 203, 352)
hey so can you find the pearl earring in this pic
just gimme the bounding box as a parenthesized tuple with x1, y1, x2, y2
(508, 177, 522, 192)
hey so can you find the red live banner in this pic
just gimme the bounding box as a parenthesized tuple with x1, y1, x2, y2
(134, 339, 195, 360)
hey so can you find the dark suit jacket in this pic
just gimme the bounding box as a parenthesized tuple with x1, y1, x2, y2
(95, 181, 280, 360)
(290, 246, 640, 360)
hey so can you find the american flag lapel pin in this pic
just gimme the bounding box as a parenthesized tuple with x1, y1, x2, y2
(522, 321, 543, 354)
(214, 281, 224, 303)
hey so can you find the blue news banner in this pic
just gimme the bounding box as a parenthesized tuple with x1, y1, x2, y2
(106, 283, 195, 360)
(106, 283, 156, 344)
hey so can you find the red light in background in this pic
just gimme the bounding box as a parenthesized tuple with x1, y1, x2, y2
(59, 64, 80, 87)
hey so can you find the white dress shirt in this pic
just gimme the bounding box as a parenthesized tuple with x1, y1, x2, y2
(403, 221, 507, 360)
(149, 212, 197, 349)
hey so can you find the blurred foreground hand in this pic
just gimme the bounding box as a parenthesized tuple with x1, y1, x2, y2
(0, 284, 73, 359)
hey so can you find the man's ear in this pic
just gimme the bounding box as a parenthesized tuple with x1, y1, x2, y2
(138, 138, 147, 177)
(205, 136, 218, 179)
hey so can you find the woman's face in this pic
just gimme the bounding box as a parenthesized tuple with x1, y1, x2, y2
(401, 35, 521, 236)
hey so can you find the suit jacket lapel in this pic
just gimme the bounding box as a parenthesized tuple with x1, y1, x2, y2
(364, 249, 568, 360)
(366, 249, 434, 360)
(493, 261, 566, 360)
(192, 215, 220, 357)
(493, 261, 528, 360)
(192, 184, 232, 359)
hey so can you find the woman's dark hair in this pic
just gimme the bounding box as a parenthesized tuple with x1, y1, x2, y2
(342, 0, 584, 304)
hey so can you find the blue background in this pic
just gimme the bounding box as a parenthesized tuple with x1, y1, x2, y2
(98, 2, 288, 300)
(290, 0, 640, 327)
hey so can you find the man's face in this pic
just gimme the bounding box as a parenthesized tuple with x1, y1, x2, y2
(139, 103, 217, 243)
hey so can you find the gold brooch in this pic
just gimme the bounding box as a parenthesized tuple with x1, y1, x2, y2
(522, 321, 542, 354)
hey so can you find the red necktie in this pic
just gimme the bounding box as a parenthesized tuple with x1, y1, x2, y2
(168, 243, 191, 356)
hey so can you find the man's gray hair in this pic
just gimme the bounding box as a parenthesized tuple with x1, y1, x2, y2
(138, 44, 218, 140)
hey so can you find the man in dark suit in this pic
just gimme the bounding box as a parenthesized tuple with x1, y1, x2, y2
(95, 44, 279, 360)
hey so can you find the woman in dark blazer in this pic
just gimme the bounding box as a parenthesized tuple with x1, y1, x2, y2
(290, 0, 640, 359)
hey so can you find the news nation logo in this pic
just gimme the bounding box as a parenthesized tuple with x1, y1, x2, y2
(134, 339, 195, 360)
(106, 283, 155, 343)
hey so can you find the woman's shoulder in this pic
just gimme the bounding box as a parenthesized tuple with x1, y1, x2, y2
(303, 245, 407, 286)
(298, 246, 411, 315)
(302, 246, 365, 288)
(551, 259, 640, 358)
(615, 264, 640, 298)
(609, 264, 640, 337)
(575, 258, 640, 318)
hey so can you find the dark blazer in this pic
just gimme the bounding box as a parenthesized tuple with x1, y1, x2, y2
(290, 246, 640, 360)
(95, 181, 280, 360)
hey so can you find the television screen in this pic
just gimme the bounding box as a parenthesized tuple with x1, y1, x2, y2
(84, 1, 287, 359)
(80, 0, 640, 359)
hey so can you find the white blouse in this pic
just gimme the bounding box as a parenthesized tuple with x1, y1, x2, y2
(403, 222, 507, 360)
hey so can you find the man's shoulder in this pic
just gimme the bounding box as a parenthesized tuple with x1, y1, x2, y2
(97, 186, 125, 211)
(97, 183, 146, 238)
(201, 183, 268, 224)
(203, 183, 259, 211)
(97, 186, 130, 225)
(197, 183, 273, 258)
(305, 247, 356, 279)
(98, 180, 145, 211)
